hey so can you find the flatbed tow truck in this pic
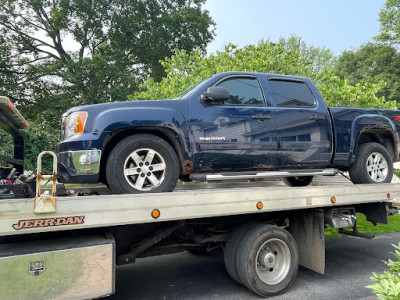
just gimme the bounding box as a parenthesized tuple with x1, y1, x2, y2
(1, 176, 400, 299)
(1, 97, 400, 299)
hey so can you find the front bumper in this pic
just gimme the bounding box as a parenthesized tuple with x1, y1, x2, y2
(57, 150, 101, 183)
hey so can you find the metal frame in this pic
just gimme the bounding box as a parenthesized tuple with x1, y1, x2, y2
(0, 96, 27, 174)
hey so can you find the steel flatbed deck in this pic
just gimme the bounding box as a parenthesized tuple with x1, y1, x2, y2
(1, 182, 399, 237)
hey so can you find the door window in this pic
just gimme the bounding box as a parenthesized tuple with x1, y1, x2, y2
(216, 77, 265, 106)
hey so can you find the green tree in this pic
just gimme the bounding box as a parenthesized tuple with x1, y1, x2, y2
(130, 37, 396, 110)
(0, 35, 19, 98)
(0, 0, 215, 126)
(375, 0, 400, 45)
(131, 37, 335, 100)
(335, 43, 400, 103)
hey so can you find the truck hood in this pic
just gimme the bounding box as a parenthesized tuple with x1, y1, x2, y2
(64, 99, 182, 116)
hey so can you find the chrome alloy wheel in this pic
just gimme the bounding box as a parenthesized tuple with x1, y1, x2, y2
(123, 148, 166, 191)
(255, 238, 291, 285)
(366, 152, 388, 182)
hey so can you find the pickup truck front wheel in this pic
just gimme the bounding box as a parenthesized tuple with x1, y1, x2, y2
(106, 134, 180, 194)
(349, 142, 393, 184)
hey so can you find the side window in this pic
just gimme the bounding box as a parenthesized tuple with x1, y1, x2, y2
(216, 77, 264, 106)
(268, 80, 315, 107)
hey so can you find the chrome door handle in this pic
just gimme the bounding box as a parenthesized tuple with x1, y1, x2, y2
(251, 114, 272, 121)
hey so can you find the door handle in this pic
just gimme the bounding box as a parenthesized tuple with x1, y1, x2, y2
(251, 114, 272, 121)
(308, 114, 325, 121)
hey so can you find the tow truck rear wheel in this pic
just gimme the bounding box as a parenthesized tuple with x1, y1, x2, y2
(106, 134, 179, 194)
(349, 142, 393, 184)
(235, 225, 298, 297)
(224, 222, 259, 284)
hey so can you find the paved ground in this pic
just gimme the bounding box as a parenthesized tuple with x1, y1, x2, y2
(107, 232, 400, 300)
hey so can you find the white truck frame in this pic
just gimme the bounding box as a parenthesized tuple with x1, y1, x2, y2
(1, 180, 400, 299)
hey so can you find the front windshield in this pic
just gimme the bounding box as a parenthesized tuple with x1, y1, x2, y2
(173, 76, 212, 100)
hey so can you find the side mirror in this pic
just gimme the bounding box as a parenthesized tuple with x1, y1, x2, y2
(200, 87, 230, 104)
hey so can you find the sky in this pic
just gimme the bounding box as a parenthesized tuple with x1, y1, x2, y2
(203, 0, 386, 55)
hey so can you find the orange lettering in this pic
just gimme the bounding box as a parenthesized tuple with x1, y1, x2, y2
(55, 218, 67, 225)
(32, 219, 45, 227)
(43, 218, 55, 227)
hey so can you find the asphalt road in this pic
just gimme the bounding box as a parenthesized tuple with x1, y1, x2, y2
(106, 232, 400, 300)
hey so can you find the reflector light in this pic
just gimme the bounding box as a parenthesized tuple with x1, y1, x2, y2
(395, 116, 400, 121)
(152, 209, 160, 219)
(256, 202, 263, 210)
(387, 193, 391, 199)
(8, 102, 13, 109)
(331, 197, 336, 203)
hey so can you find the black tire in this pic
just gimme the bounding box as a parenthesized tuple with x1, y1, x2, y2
(235, 225, 299, 297)
(349, 142, 393, 184)
(283, 176, 313, 187)
(224, 222, 260, 284)
(105, 134, 180, 194)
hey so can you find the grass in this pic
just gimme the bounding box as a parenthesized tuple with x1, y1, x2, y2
(325, 212, 400, 238)
(41, 183, 106, 189)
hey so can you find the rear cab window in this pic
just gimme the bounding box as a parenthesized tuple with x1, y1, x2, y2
(268, 79, 316, 108)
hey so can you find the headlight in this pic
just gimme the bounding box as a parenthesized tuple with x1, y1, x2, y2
(61, 111, 88, 140)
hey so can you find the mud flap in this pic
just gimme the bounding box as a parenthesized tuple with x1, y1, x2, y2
(288, 209, 325, 274)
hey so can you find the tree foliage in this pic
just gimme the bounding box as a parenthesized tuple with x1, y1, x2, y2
(375, 0, 400, 45)
(0, 0, 215, 126)
(131, 37, 334, 100)
(334, 0, 400, 106)
(335, 43, 400, 103)
(131, 37, 397, 110)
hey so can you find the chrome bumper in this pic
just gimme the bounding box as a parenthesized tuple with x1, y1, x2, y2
(57, 150, 101, 183)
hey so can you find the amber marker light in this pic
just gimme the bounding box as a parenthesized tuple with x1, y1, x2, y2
(152, 209, 161, 219)
(256, 202, 263, 210)
(74, 112, 87, 134)
(331, 197, 336, 203)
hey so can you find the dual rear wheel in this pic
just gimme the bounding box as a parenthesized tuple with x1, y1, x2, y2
(224, 223, 299, 297)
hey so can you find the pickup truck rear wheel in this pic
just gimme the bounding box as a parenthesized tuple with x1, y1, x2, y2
(283, 176, 313, 187)
(106, 134, 180, 194)
(349, 142, 393, 184)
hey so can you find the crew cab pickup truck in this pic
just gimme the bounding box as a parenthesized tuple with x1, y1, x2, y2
(56, 72, 400, 193)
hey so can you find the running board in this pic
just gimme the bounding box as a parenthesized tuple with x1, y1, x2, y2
(190, 168, 339, 182)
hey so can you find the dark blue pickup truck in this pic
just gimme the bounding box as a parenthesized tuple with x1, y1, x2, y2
(56, 72, 400, 193)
